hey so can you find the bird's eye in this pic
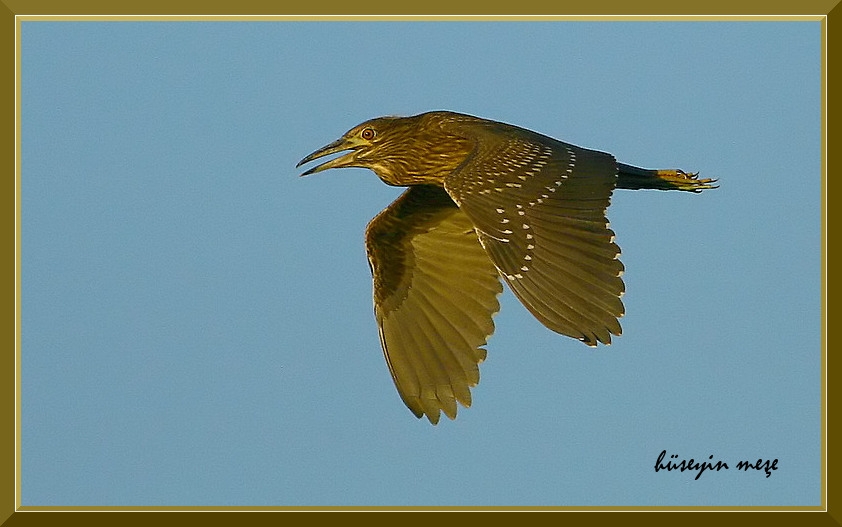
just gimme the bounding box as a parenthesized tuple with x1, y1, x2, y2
(361, 128, 376, 140)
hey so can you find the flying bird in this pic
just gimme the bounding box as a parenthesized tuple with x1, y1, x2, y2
(297, 111, 716, 424)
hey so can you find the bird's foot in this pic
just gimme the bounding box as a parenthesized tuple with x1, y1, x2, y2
(653, 170, 719, 193)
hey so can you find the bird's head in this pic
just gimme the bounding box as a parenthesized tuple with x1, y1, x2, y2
(296, 112, 475, 186)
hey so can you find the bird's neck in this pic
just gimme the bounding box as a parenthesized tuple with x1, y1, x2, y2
(373, 134, 475, 187)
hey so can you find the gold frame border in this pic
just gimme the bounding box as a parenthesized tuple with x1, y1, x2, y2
(4, 3, 832, 523)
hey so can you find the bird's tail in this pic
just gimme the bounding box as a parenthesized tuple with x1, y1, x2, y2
(616, 163, 718, 193)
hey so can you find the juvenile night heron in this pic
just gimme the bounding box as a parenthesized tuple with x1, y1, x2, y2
(297, 110, 716, 424)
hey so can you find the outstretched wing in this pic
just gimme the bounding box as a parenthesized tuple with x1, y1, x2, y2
(365, 185, 503, 424)
(443, 123, 625, 346)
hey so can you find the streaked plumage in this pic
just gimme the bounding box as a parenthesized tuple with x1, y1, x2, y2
(297, 111, 716, 424)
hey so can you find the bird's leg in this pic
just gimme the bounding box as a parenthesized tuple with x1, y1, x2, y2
(616, 163, 718, 192)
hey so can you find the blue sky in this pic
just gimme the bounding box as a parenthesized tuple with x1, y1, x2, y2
(19, 20, 822, 507)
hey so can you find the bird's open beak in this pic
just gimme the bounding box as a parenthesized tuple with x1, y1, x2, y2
(296, 136, 366, 176)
